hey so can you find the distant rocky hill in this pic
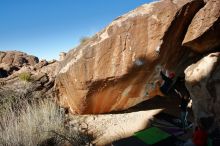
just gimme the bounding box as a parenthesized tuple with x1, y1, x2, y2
(0, 51, 39, 78)
(0, 51, 58, 102)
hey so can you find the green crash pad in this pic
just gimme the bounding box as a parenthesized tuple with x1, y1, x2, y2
(134, 127, 171, 145)
(207, 138, 212, 146)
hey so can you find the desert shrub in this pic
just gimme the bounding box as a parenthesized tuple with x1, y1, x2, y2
(80, 36, 90, 44)
(0, 99, 92, 146)
(0, 87, 37, 116)
(0, 94, 17, 116)
(18, 72, 31, 82)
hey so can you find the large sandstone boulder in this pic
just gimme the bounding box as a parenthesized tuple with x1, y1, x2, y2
(185, 52, 220, 130)
(55, 0, 205, 114)
(183, 0, 220, 53)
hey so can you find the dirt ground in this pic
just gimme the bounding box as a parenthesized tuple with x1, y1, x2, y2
(68, 96, 194, 146)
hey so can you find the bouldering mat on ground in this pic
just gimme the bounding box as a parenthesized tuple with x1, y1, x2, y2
(134, 127, 171, 145)
(113, 134, 183, 146)
(151, 118, 185, 136)
(153, 124, 184, 136)
(152, 135, 184, 146)
(112, 136, 148, 146)
(154, 112, 192, 128)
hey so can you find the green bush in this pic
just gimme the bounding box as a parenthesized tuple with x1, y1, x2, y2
(18, 72, 31, 82)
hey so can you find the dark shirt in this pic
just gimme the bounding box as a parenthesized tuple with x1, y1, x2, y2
(160, 71, 173, 95)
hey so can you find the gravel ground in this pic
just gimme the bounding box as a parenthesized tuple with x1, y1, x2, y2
(68, 96, 194, 146)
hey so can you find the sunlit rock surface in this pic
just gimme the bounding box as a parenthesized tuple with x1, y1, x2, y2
(183, 0, 220, 53)
(185, 52, 220, 130)
(54, 0, 208, 114)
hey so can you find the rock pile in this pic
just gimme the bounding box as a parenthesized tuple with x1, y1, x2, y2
(0, 51, 58, 100)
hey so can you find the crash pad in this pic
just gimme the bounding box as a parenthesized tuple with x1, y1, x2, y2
(134, 127, 171, 145)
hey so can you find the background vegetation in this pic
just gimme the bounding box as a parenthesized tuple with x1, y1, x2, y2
(80, 36, 91, 44)
(0, 95, 92, 146)
(18, 72, 32, 82)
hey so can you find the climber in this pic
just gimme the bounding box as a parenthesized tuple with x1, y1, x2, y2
(179, 94, 190, 131)
(174, 76, 191, 131)
(159, 70, 175, 96)
(145, 68, 176, 97)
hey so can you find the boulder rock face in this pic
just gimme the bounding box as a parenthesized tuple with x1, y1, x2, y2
(185, 52, 220, 130)
(183, 0, 220, 53)
(55, 0, 206, 114)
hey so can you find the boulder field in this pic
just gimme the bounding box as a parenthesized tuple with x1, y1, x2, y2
(0, 51, 39, 78)
(55, 0, 220, 116)
(0, 51, 58, 100)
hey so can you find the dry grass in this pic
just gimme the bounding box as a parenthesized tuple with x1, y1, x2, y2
(0, 99, 92, 146)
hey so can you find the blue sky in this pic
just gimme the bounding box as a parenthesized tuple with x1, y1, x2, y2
(0, 0, 154, 60)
